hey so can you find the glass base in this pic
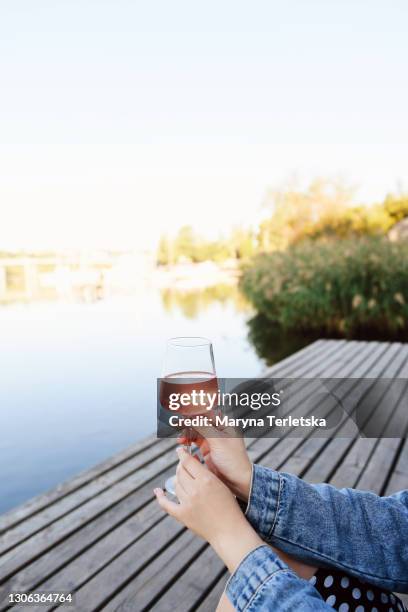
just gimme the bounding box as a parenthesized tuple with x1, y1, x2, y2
(164, 474, 177, 497)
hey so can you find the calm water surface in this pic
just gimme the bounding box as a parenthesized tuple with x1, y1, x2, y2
(0, 285, 268, 514)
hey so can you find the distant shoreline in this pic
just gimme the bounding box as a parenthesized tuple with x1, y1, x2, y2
(153, 260, 241, 290)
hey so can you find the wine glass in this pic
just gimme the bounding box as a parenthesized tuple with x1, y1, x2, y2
(160, 337, 217, 496)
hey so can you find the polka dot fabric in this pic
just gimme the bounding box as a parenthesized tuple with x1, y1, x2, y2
(309, 568, 407, 611)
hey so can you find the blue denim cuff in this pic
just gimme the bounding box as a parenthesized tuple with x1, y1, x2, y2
(244, 464, 282, 541)
(226, 544, 288, 611)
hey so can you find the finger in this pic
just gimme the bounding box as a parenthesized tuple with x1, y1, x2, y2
(177, 447, 207, 479)
(174, 461, 191, 497)
(154, 488, 181, 519)
(198, 438, 210, 458)
(176, 462, 195, 494)
(175, 474, 190, 503)
(177, 430, 203, 445)
(183, 435, 210, 455)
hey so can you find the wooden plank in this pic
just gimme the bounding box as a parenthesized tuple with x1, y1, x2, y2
(244, 342, 363, 471)
(0, 464, 186, 607)
(243, 343, 372, 483)
(245, 342, 364, 464)
(355, 382, 408, 494)
(262, 339, 344, 377)
(276, 342, 391, 477)
(0, 501, 158, 605)
(194, 574, 228, 612)
(266, 350, 401, 493)
(68, 523, 188, 611)
(356, 439, 402, 494)
(228, 341, 369, 478)
(330, 439, 377, 489)
(360, 380, 408, 440)
(283, 342, 404, 483)
(0, 445, 178, 582)
(102, 532, 205, 612)
(11, 519, 186, 612)
(277, 339, 363, 387)
(0, 439, 176, 556)
(147, 545, 225, 612)
(264, 339, 334, 375)
(317, 346, 408, 490)
(2, 501, 164, 609)
(0, 434, 160, 535)
(283, 340, 408, 497)
(301, 404, 397, 492)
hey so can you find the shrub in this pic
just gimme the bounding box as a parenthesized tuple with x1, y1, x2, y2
(258, 181, 408, 250)
(240, 237, 408, 338)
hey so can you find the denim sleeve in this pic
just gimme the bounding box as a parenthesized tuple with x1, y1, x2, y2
(245, 464, 408, 593)
(226, 545, 333, 611)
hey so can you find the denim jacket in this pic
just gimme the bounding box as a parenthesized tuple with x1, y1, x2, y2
(226, 464, 408, 611)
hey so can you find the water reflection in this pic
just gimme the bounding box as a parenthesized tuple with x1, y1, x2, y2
(160, 284, 250, 319)
(160, 287, 313, 367)
(0, 254, 313, 371)
(247, 313, 317, 366)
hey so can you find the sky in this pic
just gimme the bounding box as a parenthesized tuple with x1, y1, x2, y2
(1, 0, 407, 251)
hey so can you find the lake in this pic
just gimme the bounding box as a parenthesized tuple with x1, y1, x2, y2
(0, 283, 276, 514)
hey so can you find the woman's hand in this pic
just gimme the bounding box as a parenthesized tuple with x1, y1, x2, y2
(154, 448, 262, 573)
(179, 423, 252, 501)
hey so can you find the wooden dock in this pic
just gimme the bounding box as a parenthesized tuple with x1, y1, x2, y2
(1, 339, 407, 611)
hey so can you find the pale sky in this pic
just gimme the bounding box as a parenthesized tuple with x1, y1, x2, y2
(1, 0, 407, 250)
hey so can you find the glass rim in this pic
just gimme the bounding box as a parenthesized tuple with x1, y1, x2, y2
(167, 336, 212, 348)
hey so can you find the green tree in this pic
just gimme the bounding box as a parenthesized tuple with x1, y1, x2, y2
(174, 225, 197, 262)
(157, 235, 173, 265)
(383, 194, 408, 222)
(259, 178, 354, 251)
(230, 227, 256, 259)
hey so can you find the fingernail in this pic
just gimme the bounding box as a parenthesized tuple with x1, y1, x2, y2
(153, 488, 160, 496)
(176, 447, 184, 457)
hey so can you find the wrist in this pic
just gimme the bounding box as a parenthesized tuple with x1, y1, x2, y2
(210, 519, 262, 574)
(233, 462, 252, 502)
